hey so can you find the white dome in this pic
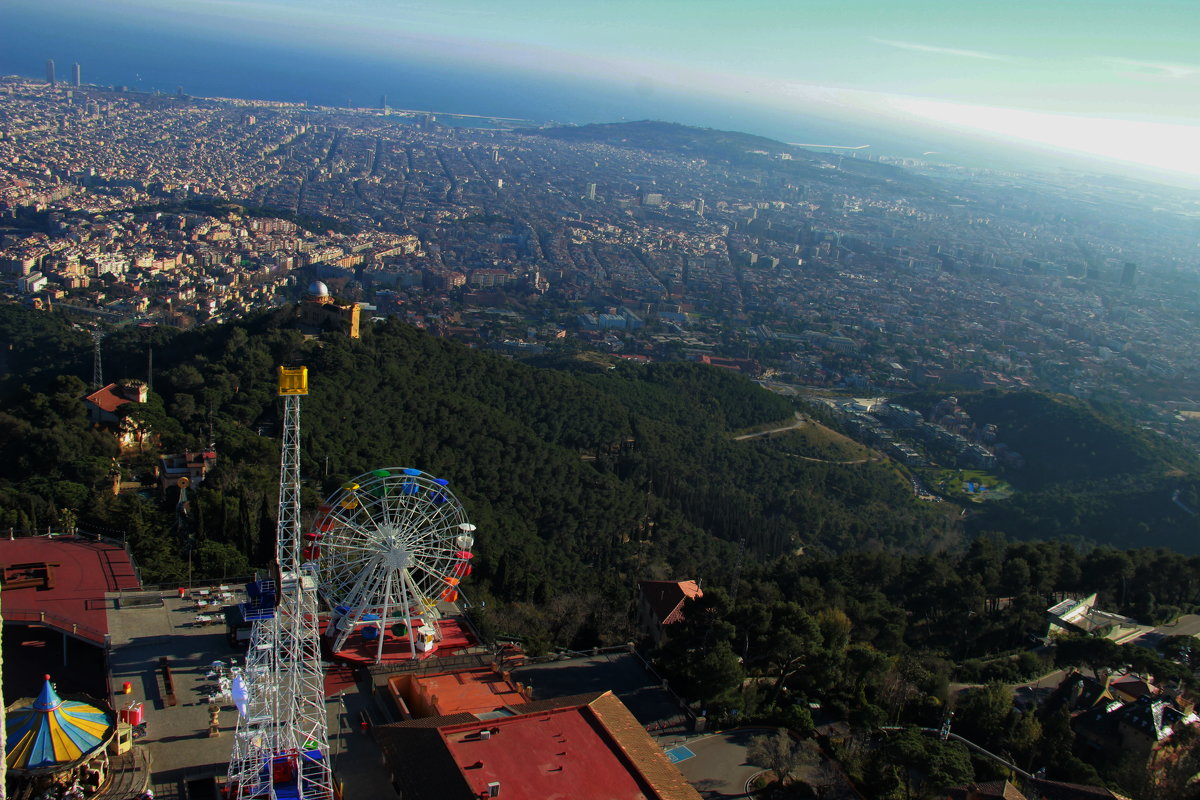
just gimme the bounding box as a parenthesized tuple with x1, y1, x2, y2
(307, 281, 330, 297)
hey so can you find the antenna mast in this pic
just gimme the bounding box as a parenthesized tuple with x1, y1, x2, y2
(91, 329, 105, 390)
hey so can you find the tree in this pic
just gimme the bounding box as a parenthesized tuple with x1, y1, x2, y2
(691, 640, 744, 706)
(882, 728, 974, 795)
(747, 730, 814, 786)
(952, 683, 1012, 752)
(1054, 634, 1123, 677)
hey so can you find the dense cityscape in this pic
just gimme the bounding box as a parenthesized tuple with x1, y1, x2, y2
(3, 77, 1200, 451)
(6, 68, 1200, 800)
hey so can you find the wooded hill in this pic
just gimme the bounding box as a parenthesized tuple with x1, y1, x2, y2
(0, 305, 951, 644)
(903, 389, 1200, 553)
(10, 306, 1200, 794)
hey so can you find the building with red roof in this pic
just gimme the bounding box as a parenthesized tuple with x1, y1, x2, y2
(0, 535, 140, 697)
(373, 690, 702, 800)
(637, 580, 703, 646)
(386, 664, 531, 719)
(82, 380, 149, 448)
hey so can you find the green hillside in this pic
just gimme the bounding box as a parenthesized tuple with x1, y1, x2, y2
(0, 307, 948, 645)
(959, 390, 1194, 488)
(905, 389, 1200, 551)
(12, 307, 1200, 795)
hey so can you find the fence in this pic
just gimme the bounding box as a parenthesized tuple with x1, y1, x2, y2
(3, 607, 110, 646)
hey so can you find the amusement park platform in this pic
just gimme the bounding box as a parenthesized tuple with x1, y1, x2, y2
(329, 616, 478, 667)
(105, 586, 253, 799)
(103, 588, 397, 800)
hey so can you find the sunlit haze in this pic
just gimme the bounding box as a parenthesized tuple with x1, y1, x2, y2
(7, 0, 1200, 183)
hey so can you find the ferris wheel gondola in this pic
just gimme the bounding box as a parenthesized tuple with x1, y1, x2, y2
(314, 468, 476, 661)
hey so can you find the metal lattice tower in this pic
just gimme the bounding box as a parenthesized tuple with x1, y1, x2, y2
(91, 330, 105, 390)
(227, 367, 333, 799)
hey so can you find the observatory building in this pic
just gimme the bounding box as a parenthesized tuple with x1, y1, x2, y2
(297, 281, 360, 339)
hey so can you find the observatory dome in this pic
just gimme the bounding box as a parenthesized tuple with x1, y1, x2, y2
(307, 281, 330, 298)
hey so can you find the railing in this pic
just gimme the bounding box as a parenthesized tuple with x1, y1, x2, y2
(3, 607, 109, 645)
(115, 577, 255, 595)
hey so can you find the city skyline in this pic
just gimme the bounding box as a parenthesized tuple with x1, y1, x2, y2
(6, 0, 1200, 184)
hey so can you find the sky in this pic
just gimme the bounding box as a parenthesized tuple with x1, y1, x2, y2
(9, 0, 1200, 183)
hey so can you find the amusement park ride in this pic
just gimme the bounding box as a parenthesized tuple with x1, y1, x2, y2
(224, 366, 477, 799)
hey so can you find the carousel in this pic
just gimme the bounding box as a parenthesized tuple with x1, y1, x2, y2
(5, 675, 117, 800)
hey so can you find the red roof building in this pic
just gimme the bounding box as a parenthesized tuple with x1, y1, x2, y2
(0, 535, 140, 645)
(637, 580, 703, 646)
(82, 380, 149, 449)
(374, 690, 702, 800)
(386, 664, 531, 719)
(83, 381, 147, 420)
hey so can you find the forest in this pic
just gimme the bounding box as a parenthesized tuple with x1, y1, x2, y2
(3, 304, 1200, 797)
(900, 388, 1200, 553)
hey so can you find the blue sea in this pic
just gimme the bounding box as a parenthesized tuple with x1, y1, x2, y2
(6, 3, 1140, 181)
(0, 4, 932, 152)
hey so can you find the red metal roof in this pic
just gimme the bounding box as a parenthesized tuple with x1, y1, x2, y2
(0, 536, 140, 644)
(440, 699, 657, 800)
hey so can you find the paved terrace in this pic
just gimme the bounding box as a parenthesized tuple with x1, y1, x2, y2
(105, 589, 395, 800)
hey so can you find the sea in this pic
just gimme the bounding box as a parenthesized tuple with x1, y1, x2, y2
(3, 4, 1161, 183)
(0, 4, 938, 155)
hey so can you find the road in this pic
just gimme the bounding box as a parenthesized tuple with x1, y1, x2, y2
(673, 727, 861, 799)
(674, 728, 773, 798)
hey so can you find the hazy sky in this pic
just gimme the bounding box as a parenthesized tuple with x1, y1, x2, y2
(14, 0, 1200, 181)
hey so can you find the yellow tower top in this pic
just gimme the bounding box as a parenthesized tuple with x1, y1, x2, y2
(278, 366, 309, 396)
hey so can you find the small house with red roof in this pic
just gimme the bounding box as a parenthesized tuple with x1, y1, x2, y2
(82, 379, 149, 449)
(637, 580, 703, 646)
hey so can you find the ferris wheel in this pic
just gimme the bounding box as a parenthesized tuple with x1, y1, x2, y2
(314, 467, 476, 661)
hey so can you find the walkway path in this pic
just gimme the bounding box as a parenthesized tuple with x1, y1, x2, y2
(733, 413, 807, 440)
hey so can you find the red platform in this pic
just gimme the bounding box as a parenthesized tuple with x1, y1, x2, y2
(328, 617, 476, 667)
(0, 535, 139, 644)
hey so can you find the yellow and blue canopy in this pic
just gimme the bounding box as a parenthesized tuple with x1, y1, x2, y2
(5, 676, 114, 772)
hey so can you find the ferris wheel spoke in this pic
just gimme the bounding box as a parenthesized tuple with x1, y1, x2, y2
(408, 559, 454, 594)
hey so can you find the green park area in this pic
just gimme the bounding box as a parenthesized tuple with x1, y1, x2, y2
(927, 468, 1013, 502)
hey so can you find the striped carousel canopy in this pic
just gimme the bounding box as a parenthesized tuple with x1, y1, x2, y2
(5, 675, 114, 773)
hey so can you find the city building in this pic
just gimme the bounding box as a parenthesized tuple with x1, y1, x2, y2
(45, 59, 55, 86)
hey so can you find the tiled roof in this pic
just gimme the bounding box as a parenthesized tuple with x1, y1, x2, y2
(947, 780, 1026, 799)
(83, 383, 134, 414)
(639, 580, 703, 626)
(587, 691, 702, 800)
(1034, 779, 1133, 799)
